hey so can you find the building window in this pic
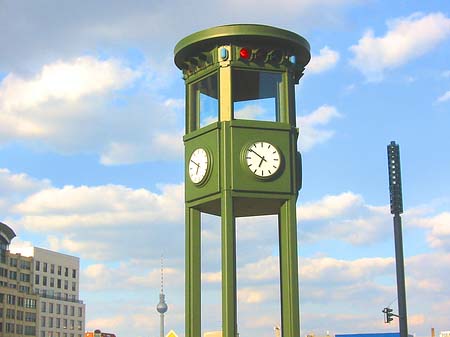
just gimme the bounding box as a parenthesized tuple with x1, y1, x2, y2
(17, 310, 24, 320)
(70, 320, 74, 330)
(43, 263, 48, 272)
(9, 258, 17, 267)
(64, 305, 68, 315)
(70, 306, 74, 316)
(25, 298, 36, 309)
(18, 296, 24, 307)
(41, 316, 46, 327)
(77, 321, 82, 330)
(58, 266, 62, 275)
(43, 276, 47, 286)
(72, 269, 76, 278)
(49, 302, 54, 313)
(20, 273, 31, 282)
(64, 280, 68, 290)
(6, 308, 15, 319)
(35, 274, 40, 284)
(77, 307, 82, 317)
(50, 277, 55, 287)
(41, 331, 45, 337)
(51, 264, 55, 274)
(36, 261, 40, 271)
(57, 279, 62, 288)
(25, 312, 36, 322)
(9, 270, 17, 280)
(16, 324, 24, 334)
(7, 294, 16, 305)
(65, 268, 69, 277)
(56, 318, 60, 328)
(6, 323, 15, 333)
(41, 301, 47, 312)
(49, 317, 54, 328)
(63, 319, 68, 329)
(20, 260, 31, 270)
(25, 326, 36, 336)
(56, 304, 61, 314)
(72, 282, 76, 291)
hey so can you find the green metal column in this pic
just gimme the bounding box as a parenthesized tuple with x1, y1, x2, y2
(186, 207, 201, 337)
(279, 196, 300, 337)
(221, 190, 237, 337)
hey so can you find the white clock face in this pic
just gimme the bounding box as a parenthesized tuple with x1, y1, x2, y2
(246, 141, 281, 178)
(189, 148, 209, 184)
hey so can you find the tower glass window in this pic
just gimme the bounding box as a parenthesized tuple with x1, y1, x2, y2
(190, 73, 218, 128)
(232, 69, 283, 122)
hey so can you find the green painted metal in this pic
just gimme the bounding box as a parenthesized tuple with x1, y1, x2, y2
(175, 24, 310, 337)
(174, 24, 310, 70)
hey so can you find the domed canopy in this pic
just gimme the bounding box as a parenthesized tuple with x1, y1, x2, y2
(0, 222, 16, 246)
(174, 23, 311, 69)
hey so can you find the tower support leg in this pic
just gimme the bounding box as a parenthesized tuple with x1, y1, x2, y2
(186, 206, 201, 337)
(221, 190, 237, 337)
(279, 196, 300, 337)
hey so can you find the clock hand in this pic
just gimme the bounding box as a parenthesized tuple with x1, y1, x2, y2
(258, 156, 266, 167)
(190, 160, 200, 167)
(249, 149, 267, 162)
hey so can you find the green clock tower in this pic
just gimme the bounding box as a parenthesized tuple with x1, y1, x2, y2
(174, 24, 311, 337)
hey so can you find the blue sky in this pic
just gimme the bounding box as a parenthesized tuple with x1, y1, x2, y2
(1, 1, 449, 337)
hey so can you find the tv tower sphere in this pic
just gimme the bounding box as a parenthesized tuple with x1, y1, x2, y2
(157, 293, 168, 313)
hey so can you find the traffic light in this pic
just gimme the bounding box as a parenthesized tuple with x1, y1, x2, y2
(237, 46, 289, 65)
(382, 307, 394, 323)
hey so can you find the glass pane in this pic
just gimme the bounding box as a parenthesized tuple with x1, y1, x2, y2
(233, 70, 283, 122)
(192, 73, 219, 128)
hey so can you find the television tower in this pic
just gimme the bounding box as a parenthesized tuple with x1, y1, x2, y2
(156, 256, 168, 337)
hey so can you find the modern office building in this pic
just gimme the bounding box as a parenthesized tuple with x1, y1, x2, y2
(0, 222, 86, 337)
(32, 247, 85, 337)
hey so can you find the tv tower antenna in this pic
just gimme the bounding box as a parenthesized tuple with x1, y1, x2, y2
(156, 255, 168, 337)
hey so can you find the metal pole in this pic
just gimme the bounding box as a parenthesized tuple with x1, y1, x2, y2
(387, 141, 408, 337)
(393, 214, 408, 337)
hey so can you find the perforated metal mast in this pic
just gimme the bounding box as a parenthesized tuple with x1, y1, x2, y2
(387, 141, 408, 337)
(156, 256, 168, 337)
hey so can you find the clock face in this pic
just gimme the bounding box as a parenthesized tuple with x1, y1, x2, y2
(189, 148, 209, 184)
(245, 141, 281, 178)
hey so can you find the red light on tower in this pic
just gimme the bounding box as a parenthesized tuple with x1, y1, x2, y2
(239, 48, 250, 59)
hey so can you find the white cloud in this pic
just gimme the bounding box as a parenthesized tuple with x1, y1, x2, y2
(298, 192, 363, 221)
(0, 168, 51, 214)
(298, 192, 392, 245)
(12, 183, 184, 260)
(82, 261, 183, 292)
(0, 56, 183, 164)
(436, 90, 450, 103)
(0, 56, 139, 114)
(14, 183, 183, 228)
(298, 105, 342, 151)
(86, 315, 125, 331)
(0, 168, 51, 196)
(234, 104, 266, 120)
(9, 238, 34, 257)
(411, 211, 450, 250)
(307, 46, 340, 74)
(350, 12, 450, 81)
(301, 256, 393, 285)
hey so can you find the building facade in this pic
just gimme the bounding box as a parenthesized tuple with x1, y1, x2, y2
(0, 222, 86, 337)
(33, 247, 85, 337)
(0, 222, 39, 336)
